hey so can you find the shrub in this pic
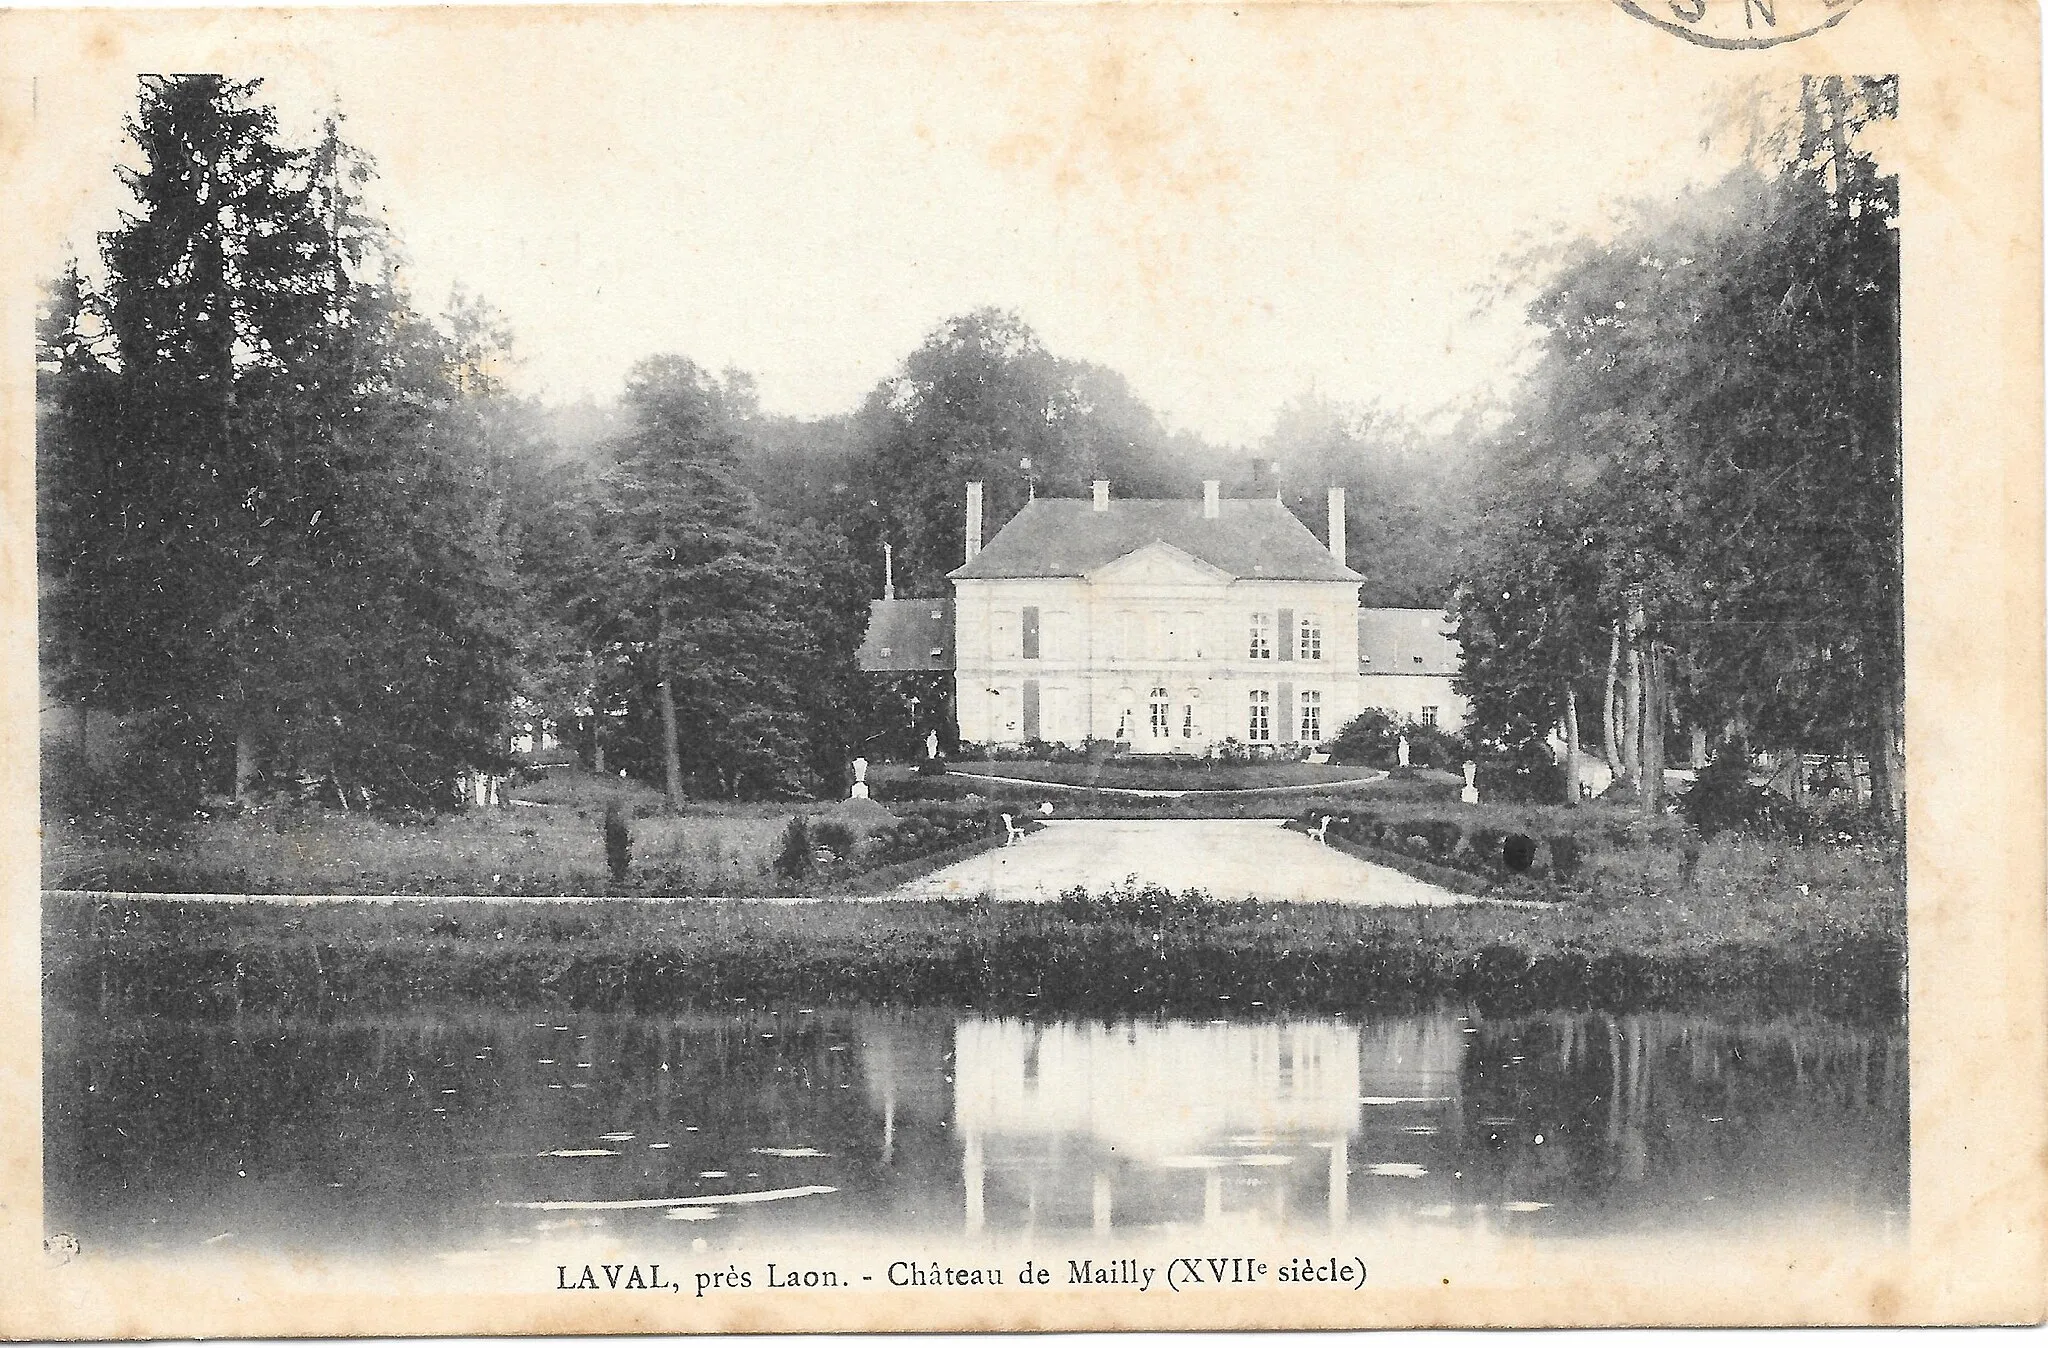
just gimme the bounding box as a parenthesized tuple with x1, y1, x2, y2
(1465, 827, 1506, 871)
(603, 801, 631, 884)
(1326, 709, 1400, 767)
(1420, 820, 1463, 859)
(1055, 879, 1221, 927)
(774, 815, 813, 880)
(1502, 833, 1537, 874)
(1546, 833, 1582, 880)
(1475, 743, 1568, 804)
(1678, 745, 1811, 839)
(811, 820, 856, 857)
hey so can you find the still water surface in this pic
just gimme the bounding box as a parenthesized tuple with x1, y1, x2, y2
(48, 1007, 1905, 1256)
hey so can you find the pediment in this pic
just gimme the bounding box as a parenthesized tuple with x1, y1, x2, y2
(1087, 541, 1235, 587)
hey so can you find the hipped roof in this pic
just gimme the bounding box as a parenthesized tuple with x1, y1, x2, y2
(950, 497, 1362, 583)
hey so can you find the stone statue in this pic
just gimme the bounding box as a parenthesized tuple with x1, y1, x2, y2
(1396, 734, 1410, 769)
(850, 756, 870, 801)
(1461, 759, 1480, 805)
(925, 730, 940, 760)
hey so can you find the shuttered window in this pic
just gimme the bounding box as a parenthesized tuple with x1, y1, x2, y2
(1277, 682, 1294, 743)
(1021, 607, 1040, 660)
(1277, 608, 1294, 662)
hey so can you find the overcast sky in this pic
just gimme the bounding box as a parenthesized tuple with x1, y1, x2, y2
(28, 5, 1802, 445)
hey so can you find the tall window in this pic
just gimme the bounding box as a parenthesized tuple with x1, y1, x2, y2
(1300, 689, 1323, 743)
(1248, 689, 1272, 742)
(1421, 706, 1439, 729)
(1149, 687, 1171, 739)
(1182, 690, 1199, 740)
(1249, 613, 1273, 660)
(1299, 613, 1323, 661)
(1114, 688, 1137, 740)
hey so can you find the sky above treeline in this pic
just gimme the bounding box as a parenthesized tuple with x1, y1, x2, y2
(27, 5, 1823, 446)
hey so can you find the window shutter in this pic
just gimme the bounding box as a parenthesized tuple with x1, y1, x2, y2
(1021, 606, 1040, 660)
(1022, 680, 1041, 740)
(1277, 608, 1294, 661)
(1277, 682, 1294, 740)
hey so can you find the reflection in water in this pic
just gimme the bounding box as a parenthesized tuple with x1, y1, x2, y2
(46, 1006, 1904, 1257)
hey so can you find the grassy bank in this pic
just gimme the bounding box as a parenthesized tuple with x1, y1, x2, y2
(44, 857, 1905, 1021)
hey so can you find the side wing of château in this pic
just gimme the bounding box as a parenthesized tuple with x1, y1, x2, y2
(859, 479, 1468, 752)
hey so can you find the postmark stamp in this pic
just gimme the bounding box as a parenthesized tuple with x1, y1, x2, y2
(1613, 0, 1869, 49)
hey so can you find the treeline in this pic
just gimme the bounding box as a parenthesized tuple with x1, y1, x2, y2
(39, 75, 1468, 811)
(1452, 77, 1903, 826)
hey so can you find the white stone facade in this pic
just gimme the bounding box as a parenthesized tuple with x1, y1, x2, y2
(954, 558, 1368, 751)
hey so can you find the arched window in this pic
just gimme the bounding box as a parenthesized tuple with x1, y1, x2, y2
(1149, 687, 1171, 739)
(1182, 688, 1200, 740)
(1113, 686, 1138, 741)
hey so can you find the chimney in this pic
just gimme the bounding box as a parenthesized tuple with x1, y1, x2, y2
(1092, 479, 1110, 512)
(883, 541, 896, 599)
(1203, 480, 1221, 519)
(1327, 487, 1347, 568)
(965, 481, 983, 562)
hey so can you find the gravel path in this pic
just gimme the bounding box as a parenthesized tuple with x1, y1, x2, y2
(889, 818, 1478, 905)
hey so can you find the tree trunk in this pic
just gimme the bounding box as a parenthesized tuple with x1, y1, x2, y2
(655, 601, 684, 809)
(1622, 637, 1642, 786)
(585, 648, 604, 775)
(1562, 684, 1582, 806)
(1639, 645, 1665, 817)
(233, 724, 259, 804)
(1689, 724, 1708, 769)
(1870, 681, 1905, 829)
(1603, 625, 1624, 781)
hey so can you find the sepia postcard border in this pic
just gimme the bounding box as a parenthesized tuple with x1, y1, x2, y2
(0, 0, 2041, 1334)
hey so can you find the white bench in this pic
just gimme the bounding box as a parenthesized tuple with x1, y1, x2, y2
(1308, 814, 1333, 844)
(1000, 813, 1025, 845)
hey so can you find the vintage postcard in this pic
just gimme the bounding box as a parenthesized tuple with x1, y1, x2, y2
(1, 0, 2041, 1335)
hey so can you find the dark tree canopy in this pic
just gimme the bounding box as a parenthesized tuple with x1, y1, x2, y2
(41, 77, 523, 807)
(1452, 76, 1902, 822)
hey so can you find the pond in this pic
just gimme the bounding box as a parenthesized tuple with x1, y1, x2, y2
(46, 1006, 1906, 1259)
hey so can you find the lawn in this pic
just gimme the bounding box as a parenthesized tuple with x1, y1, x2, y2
(42, 769, 967, 897)
(939, 757, 1399, 791)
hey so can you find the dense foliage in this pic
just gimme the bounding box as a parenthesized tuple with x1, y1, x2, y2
(1453, 77, 1902, 825)
(40, 78, 521, 808)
